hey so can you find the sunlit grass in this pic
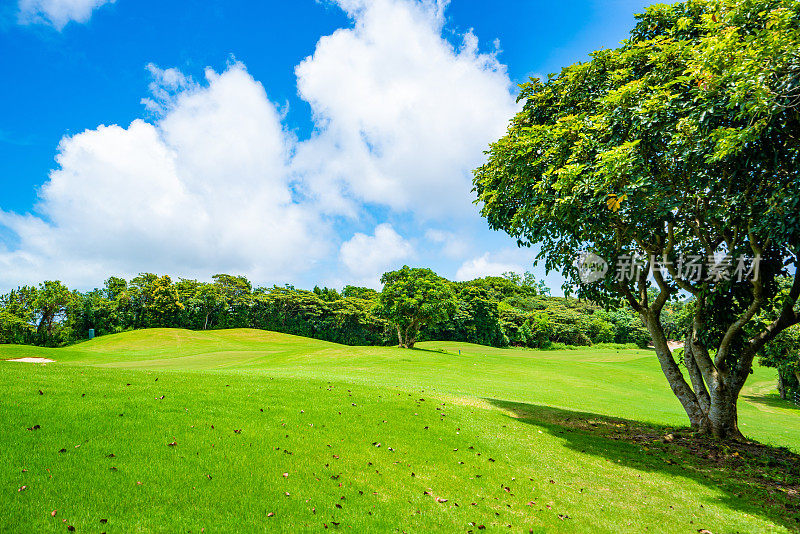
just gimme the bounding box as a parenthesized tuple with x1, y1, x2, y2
(1, 329, 797, 532)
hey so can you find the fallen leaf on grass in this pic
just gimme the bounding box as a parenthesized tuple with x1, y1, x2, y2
(267, 512, 275, 517)
(51, 511, 57, 517)
(18, 486, 27, 492)
(168, 441, 177, 447)
(436, 497, 448, 503)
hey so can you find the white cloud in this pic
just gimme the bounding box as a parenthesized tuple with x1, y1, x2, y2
(0, 63, 329, 288)
(455, 252, 524, 282)
(339, 223, 414, 288)
(1, 0, 521, 291)
(18, 0, 115, 29)
(425, 228, 469, 259)
(292, 0, 517, 218)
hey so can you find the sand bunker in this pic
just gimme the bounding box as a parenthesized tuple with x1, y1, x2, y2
(5, 358, 55, 363)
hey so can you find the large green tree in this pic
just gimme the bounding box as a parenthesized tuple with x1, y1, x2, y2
(474, 0, 800, 438)
(34, 281, 74, 344)
(379, 266, 456, 348)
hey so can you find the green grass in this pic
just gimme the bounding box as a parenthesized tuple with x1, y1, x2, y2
(1, 328, 798, 532)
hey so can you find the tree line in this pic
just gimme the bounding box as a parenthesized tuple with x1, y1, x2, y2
(0, 269, 659, 350)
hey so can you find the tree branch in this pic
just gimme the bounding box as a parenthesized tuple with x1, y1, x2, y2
(715, 231, 766, 370)
(735, 257, 800, 390)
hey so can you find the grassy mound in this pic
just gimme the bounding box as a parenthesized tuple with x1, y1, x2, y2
(1, 329, 798, 532)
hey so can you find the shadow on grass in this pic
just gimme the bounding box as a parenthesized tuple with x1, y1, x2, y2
(743, 393, 800, 412)
(486, 399, 800, 531)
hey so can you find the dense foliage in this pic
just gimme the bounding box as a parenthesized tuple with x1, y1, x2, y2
(473, 0, 800, 438)
(0, 271, 655, 350)
(759, 326, 800, 399)
(378, 267, 457, 348)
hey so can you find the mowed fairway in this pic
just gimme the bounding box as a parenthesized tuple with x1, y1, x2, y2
(1, 329, 798, 533)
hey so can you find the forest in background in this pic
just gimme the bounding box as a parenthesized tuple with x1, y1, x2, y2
(0, 271, 676, 350)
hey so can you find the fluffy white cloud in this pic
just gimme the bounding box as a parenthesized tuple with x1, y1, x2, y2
(18, 0, 115, 29)
(1, 0, 521, 291)
(339, 223, 414, 288)
(293, 0, 517, 218)
(455, 252, 524, 282)
(0, 63, 329, 288)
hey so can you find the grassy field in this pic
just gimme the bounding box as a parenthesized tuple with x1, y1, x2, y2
(1, 329, 798, 532)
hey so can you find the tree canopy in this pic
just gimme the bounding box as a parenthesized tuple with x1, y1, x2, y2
(474, 0, 800, 438)
(378, 266, 457, 348)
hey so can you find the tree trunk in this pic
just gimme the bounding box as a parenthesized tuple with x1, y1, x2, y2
(642, 311, 710, 431)
(778, 374, 786, 400)
(705, 383, 743, 439)
(396, 322, 418, 349)
(683, 333, 711, 414)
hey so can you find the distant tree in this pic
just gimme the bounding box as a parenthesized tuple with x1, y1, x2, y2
(379, 266, 456, 348)
(147, 275, 184, 327)
(213, 274, 252, 327)
(423, 285, 505, 347)
(104, 276, 128, 300)
(342, 285, 379, 300)
(0, 286, 37, 344)
(34, 281, 73, 344)
(196, 283, 223, 330)
(760, 326, 800, 399)
(474, 0, 800, 438)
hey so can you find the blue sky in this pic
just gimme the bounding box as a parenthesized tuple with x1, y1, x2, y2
(0, 0, 658, 293)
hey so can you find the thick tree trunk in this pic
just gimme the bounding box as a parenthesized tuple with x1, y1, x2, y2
(396, 322, 418, 349)
(778, 374, 786, 400)
(641, 311, 710, 431)
(705, 383, 743, 439)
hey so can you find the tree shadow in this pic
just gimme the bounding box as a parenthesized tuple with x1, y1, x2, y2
(743, 393, 800, 412)
(486, 398, 800, 531)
